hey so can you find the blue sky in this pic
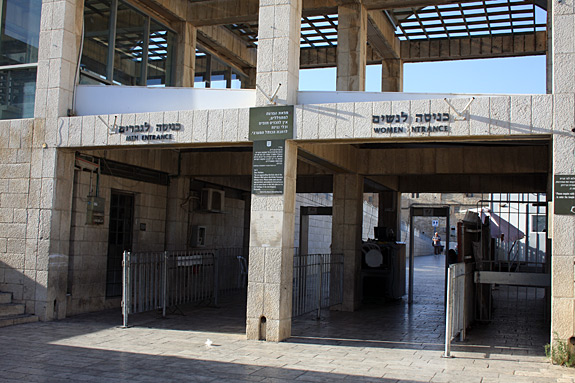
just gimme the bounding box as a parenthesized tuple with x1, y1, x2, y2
(299, 55, 547, 94)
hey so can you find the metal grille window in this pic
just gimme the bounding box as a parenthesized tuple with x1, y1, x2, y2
(0, 0, 41, 120)
(81, 0, 177, 86)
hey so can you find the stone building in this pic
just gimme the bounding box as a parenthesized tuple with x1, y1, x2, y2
(0, 0, 571, 345)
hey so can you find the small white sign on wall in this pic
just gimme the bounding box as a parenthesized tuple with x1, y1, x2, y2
(432, 219, 439, 227)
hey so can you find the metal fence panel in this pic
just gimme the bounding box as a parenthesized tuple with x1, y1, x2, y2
(292, 253, 344, 319)
(122, 248, 247, 327)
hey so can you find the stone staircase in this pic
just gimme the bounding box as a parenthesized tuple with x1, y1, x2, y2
(0, 292, 38, 328)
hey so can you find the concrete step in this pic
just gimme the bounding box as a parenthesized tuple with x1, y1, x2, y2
(0, 303, 25, 317)
(0, 314, 38, 328)
(0, 292, 11, 304)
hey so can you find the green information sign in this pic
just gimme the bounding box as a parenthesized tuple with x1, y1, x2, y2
(249, 105, 294, 141)
(554, 175, 575, 215)
(252, 140, 285, 195)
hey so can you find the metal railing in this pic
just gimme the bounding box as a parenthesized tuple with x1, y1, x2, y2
(444, 262, 474, 357)
(122, 248, 247, 327)
(292, 253, 344, 319)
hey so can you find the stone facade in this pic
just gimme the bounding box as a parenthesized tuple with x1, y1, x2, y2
(0, 0, 573, 346)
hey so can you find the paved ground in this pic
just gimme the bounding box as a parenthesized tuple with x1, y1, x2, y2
(0, 255, 573, 382)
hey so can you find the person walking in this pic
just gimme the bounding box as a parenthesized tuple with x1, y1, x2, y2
(432, 232, 442, 255)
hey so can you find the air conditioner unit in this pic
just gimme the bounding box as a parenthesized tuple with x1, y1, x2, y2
(201, 188, 225, 212)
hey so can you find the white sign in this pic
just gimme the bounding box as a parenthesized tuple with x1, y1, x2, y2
(432, 219, 439, 227)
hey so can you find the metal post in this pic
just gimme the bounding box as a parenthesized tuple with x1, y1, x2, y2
(443, 265, 453, 358)
(122, 250, 129, 328)
(317, 255, 323, 320)
(162, 251, 168, 318)
(408, 207, 415, 304)
(213, 250, 219, 306)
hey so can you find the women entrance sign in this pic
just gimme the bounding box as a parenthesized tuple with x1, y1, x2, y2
(554, 175, 575, 215)
(249, 106, 294, 195)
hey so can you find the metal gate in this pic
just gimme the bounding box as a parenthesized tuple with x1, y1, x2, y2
(122, 248, 247, 327)
(473, 194, 550, 322)
(292, 252, 344, 319)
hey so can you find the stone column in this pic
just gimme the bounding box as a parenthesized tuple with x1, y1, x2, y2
(332, 174, 363, 311)
(337, 3, 367, 91)
(245, 0, 301, 342)
(246, 141, 297, 342)
(256, 0, 302, 105)
(174, 22, 197, 88)
(34, 0, 84, 119)
(24, 0, 83, 320)
(550, 0, 575, 343)
(381, 59, 403, 92)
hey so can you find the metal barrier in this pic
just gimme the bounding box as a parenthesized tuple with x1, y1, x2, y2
(444, 262, 472, 357)
(122, 248, 247, 327)
(292, 253, 344, 319)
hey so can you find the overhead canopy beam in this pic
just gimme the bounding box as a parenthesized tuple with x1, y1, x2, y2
(197, 25, 257, 69)
(300, 31, 546, 68)
(359, 145, 549, 176)
(402, 31, 547, 63)
(396, 173, 548, 193)
(367, 10, 401, 59)
(298, 143, 360, 174)
(187, 0, 521, 26)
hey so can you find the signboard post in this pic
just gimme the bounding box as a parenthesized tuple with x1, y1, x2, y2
(249, 106, 294, 195)
(554, 175, 575, 215)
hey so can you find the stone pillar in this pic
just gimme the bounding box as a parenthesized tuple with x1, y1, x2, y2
(245, 0, 301, 342)
(34, 0, 84, 118)
(378, 191, 401, 241)
(381, 59, 403, 92)
(246, 141, 297, 342)
(332, 174, 363, 311)
(550, 0, 575, 343)
(255, 0, 302, 105)
(174, 22, 197, 88)
(23, 0, 82, 320)
(337, 3, 367, 91)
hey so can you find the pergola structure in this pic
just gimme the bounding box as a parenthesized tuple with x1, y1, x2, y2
(176, 0, 547, 89)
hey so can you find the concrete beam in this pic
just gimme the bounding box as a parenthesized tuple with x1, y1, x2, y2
(301, 32, 546, 68)
(367, 10, 400, 60)
(361, 0, 496, 10)
(402, 31, 547, 63)
(360, 145, 549, 176)
(396, 173, 547, 193)
(188, 0, 260, 26)
(301, 45, 381, 69)
(198, 25, 257, 69)
(298, 144, 360, 174)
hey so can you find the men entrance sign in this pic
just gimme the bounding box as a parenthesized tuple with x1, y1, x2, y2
(554, 175, 575, 215)
(249, 106, 295, 195)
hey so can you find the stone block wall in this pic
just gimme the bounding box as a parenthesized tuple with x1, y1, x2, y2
(67, 169, 169, 315)
(191, 197, 245, 249)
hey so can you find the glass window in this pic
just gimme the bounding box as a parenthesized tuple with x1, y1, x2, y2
(80, 0, 177, 87)
(0, 0, 41, 120)
(113, 2, 146, 85)
(81, 0, 112, 82)
(0, 0, 41, 66)
(0, 67, 37, 119)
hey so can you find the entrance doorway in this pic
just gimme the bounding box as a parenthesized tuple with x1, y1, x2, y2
(106, 191, 134, 297)
(408, 205, 450, 304)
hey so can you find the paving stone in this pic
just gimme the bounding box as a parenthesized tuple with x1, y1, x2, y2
(0, 255, 569, 382)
